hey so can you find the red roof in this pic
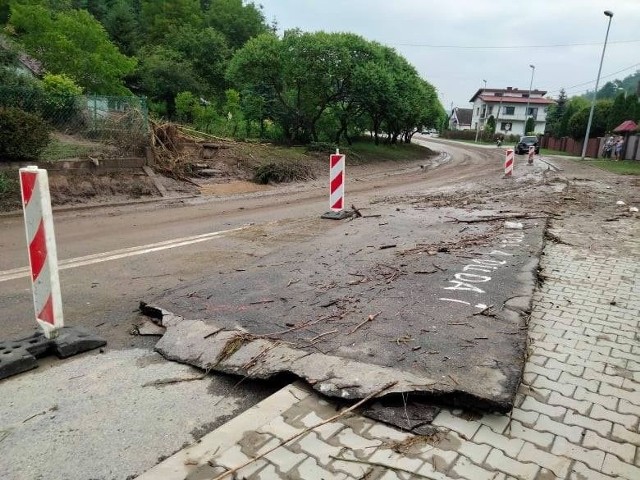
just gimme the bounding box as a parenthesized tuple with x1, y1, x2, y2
(478, 95, 555, 105)
(613, 120, 638, 133)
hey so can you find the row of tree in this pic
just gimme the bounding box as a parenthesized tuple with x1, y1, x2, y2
(545, 87, 640, 139)
(0, 0, 446, 145)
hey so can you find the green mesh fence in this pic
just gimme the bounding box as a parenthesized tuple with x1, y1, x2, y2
(0, 87, 149, 157)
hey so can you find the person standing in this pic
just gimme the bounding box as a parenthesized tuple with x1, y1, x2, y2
(614, 137, 624, 161)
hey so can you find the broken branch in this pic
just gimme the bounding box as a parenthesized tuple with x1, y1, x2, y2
(347, 311, 382, 335)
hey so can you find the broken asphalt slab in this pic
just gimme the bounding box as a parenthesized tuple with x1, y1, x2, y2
(141, 204, 546, 416)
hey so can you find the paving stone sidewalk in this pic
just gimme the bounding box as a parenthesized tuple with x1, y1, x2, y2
(139, 221, 640, 480)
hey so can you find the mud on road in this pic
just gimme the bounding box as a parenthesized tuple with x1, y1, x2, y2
(138, 140, 639, 432)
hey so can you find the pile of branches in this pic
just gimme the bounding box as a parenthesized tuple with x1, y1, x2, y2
(150, 121, 233, 184)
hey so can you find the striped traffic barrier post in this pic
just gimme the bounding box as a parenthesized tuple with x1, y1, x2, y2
(19, 166, 64, 339)
(329, 150, 345, 211)
(528, 145, 535, 165)
(505, 148, 514, 177)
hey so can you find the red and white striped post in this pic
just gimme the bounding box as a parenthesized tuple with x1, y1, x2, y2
(528, 145, 535, 165)
(329, 150, 345, 211)
(19, 166, 64, 339)
(504, 148, 514, 177)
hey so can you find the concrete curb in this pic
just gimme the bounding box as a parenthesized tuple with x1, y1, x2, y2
(135, 381, 312, 480)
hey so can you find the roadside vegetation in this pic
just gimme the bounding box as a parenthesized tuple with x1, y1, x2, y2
(582, 160, 640, 175)
(0, 0, 447, 170)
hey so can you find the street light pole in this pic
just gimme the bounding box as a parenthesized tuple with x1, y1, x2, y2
(581, 10, 614, 160)
(524, 64, 535, 135)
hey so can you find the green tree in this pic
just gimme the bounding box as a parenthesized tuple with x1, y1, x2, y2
(568, 100, 612, 140)
(9, 4, 136, 94)
(558, 96, 588, 137)
(203, 0, 267, 50)
(102, 0, 139, 55)
(608, 92, 627, 131)
(134, 45, 203, 116)
(545, 88, 567, 136)
(140, 0, 202, 43)
(485, 115, 496, 135)
(625, 93, 639, 122)
(165, 25, 230, 98)
(525, 117, 535, 134)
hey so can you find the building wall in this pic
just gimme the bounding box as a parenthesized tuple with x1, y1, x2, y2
(471, 98, 549, 136)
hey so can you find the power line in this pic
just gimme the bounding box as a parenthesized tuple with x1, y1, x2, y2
(397, 39, 640, 49)
(546, 62, 640, 96)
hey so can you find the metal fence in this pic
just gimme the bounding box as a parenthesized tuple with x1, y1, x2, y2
(0, 87, 149, 157)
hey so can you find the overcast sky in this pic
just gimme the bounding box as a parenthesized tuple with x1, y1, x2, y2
(257, 0, 640, 110)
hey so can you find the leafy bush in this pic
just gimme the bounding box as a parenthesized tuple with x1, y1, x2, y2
(0, 108, 51, 161)
(40, 73, 83, 127)
(307, 141, 338, 153)
(253, 161, 315, 184)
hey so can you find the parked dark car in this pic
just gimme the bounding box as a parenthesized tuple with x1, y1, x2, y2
(515, 136, 540, 155)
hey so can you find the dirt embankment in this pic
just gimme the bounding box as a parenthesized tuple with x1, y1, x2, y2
(0, 134, 437, 212)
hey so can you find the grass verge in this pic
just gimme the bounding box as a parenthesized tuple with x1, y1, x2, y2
(581, 160, 640, 175)
(40, 138, 93, 162)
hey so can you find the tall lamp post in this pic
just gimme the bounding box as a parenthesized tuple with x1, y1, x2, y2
(524, 64, 535, 135)
(581, 10, 614, 160)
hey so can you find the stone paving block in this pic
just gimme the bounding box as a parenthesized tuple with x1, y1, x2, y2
(517, 442, 571, 478)
(574, 386, 618, 411)
(569, 461, 618, 480)
(591, 350, 628, 368)
(473, 425, 524, 457)
(564, 410, 612, 437)
(295, 431, 345, 466)
(611, 424, 640, 445)
(431, 409, 482, 440)
(484, 448, 539, 480)
(263, 445, 307, 473)
(293, 457, 347, 479)
(531, 375, 574, 397)
(411, 444, 458, 471)
(529, 346, 568, 363)
(510, 409, 539, 427)
(505, 420, 554, 449)
(582, 431, 636, 464)
(313, 422, 345, 441)
(545, 357, 585, 376)
(590, 404, 637, 430)
(583, 367, 625, 388)
(450, 455, 496, 480)
(213, 444, 268, 478)
(365, 448, 424, 475)
(520, 396, 566, 420)
(534, 414, 584, 443)
(621, 378, 639, 392)
(328, 453, 371, 478)
(601, 453, 640, 479)
(365, 424, 411, 443)
(258, 415, 306, 440)
(559, 371, 600, 393)
(551, 436, 606, 471)
(334, 427, 383, 451)
(524, 363, 561, 381)
(546, 391, 590, 415)
(478, 413, 511, 434)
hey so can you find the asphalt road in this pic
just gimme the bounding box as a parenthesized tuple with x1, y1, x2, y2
(0, 138, 503, 346)
(0, 138, 507, 480)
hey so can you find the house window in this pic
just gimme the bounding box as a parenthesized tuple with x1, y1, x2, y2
(500, 122, 513, 131)
(527, 107, 538, 118)
(504, 106, 515, 115)
(487, 106, 493, 115)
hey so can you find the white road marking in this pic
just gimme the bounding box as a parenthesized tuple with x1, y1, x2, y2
(0, 226, 248, 283)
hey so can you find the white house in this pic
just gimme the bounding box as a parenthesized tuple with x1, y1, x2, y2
(469, 87, 554, 136)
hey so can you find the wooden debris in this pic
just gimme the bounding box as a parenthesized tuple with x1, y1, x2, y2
(347, 311, 382, 335)
(211, 382, 397, 480)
